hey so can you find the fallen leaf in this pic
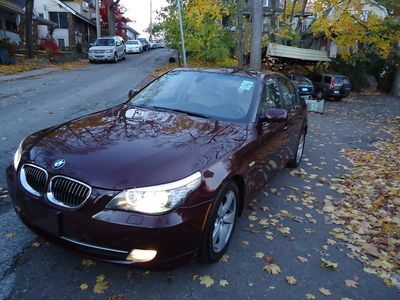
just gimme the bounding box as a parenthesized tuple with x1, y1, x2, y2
(248, 215, 257, 221)
(93, 275, 109, 294)
(31, 242, 41, 248)
(82, 259, 96, 267)
(297, 256, 308, 263)
(344, 279, 359, 288)
(319, 287, 331, 296)
(305, 293, 316, 299)
(320, 258, 339, 270)
(263, 263, 281, 275)
(219, 254, 229, 262)
(219, 279, 229, 287)
(108, 295, 126, 300)
(255, 252, 265, 259)
(5, 232, 16, 238)
(286, 276, 297, 285)
(79, 283, 88, 290)
(199, 275, 214, 287)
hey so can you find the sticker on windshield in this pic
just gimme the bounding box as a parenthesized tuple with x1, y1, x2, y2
(239, 80, 254, 91)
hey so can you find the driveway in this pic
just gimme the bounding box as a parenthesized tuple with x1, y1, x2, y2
(1, 72, 399, 298)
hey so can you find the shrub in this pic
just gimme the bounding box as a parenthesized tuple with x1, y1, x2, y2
(75, 42, 82, 53)
(41, 39, 61, 56)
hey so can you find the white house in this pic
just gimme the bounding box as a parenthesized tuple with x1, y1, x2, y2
(34, 0, 96, 48)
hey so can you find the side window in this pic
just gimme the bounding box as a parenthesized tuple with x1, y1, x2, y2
(278, 78, 296, 109)
(260, 78, 282, 115)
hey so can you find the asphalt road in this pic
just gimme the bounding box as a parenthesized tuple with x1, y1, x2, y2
(0, 48, 175, 299)
(0, 60, 399, 299)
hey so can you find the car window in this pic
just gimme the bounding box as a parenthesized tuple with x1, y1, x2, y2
(260, 78, 282, 115)
(130, 71, 257, 122)
(94, 39, 115, 46)
(278, 78, 296, 108)
(324, 76, 332, 84)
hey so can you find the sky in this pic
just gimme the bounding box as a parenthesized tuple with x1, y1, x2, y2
(120, 0, 168, 38)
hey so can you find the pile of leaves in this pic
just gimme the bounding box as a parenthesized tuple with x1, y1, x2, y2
(327, 116, 400, 288)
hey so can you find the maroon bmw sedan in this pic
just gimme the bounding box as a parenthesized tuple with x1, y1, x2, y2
(7, 68, 307, 268)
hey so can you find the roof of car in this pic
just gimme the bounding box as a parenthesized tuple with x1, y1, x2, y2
(170, 68, 284, 80)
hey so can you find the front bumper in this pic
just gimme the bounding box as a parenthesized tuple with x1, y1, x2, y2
(126, 48, 141, 53)
(88, 53, 114, 61)
(6, 166, 211, 269)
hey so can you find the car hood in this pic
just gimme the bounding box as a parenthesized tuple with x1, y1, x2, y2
(90, 46, 115, 51)
(26, 105, 248, 190)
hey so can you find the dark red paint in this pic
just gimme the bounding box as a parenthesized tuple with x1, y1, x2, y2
(6, 69, 307, 268)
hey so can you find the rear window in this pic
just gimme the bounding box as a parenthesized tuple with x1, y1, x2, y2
(293, 76, 312, 84)
(335, 76, 350, 84)
(127, 40, 139, 45)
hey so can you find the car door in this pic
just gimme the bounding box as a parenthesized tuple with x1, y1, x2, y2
(277, 77, 304, 161)
(246, 77, 289, 191)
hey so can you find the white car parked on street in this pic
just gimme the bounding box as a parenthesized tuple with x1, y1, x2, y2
(126, 40, 143, 53)
(88, 36, 126, 63)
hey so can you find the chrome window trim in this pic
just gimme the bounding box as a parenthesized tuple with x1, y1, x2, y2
(60, 236, 128, 254)
(47, 175, 92, 209)
(19, 163, 48, 197)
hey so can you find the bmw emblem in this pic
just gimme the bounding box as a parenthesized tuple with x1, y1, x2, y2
(53, 159, 65, 169)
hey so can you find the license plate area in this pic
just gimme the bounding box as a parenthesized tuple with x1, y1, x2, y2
(27, 205, 61, 236)
(302, 88, 308, 91)
(334, 90, 340, 94)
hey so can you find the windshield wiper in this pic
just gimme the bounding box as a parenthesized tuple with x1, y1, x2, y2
(151, 106, 210, 119)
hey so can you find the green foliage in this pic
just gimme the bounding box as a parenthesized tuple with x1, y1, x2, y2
(152, 0, 235, 63)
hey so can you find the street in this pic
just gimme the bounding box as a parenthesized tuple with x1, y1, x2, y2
(0, 55, 399, 299)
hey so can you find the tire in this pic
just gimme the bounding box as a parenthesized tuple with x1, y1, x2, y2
(122, 51, 126, 60)
(113, 53, 118, 63)
(89, 59, 94, 63)
(287, 130, 306, 168)
(199, 181, 239, 263)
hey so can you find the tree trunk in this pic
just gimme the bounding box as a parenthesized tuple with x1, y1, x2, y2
(25, 0, 34, 58)
(289, 0, 298, 26)
(236, 0, 244, 67)
(393, 42, 400, 97)
(295, 0, 308, 32)
(250, 0, 263, 71)
(107, 0, 120, 36)
(270, 0, 277, 43)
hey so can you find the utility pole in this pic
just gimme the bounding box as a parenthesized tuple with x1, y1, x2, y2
(250, 0, 263, 71)
(149, 0, 153, 40)
(176, 0, 187, 67)
(96, 0, 101, 38)
(236, 0, 244, 67)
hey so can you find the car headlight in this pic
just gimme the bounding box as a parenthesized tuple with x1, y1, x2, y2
(88, 49, 93, 53)
(106, 49, 113, 53)
(14, 139, 25, 170)
(106, 172, 202, 214)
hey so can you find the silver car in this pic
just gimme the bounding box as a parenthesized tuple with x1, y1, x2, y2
(88, 36, 126, 63)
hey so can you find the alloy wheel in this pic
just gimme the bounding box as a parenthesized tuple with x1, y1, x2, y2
(212, 190, 237, 253)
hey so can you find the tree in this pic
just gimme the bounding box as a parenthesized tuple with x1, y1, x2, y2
(152, 0, 235, 64)
(100, 0, 130, 36)
(250, 0, 263, 70)
(236, 0, 245, 67)
(25, 0, 34, 58)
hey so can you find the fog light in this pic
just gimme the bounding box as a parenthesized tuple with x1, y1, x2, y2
(127, 249, 157, 262)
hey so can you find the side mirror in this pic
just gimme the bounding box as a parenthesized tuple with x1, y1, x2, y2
(128, 89, 140, 99)
(260, 108, 288, 123)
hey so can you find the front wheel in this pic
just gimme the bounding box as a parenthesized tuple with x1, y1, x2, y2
(287, 130, 306, 168)
(113, 53, 118, 63)
(199, 181, 238, 263)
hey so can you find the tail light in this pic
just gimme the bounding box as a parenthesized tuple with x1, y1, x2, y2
(330, 77, 336, 89)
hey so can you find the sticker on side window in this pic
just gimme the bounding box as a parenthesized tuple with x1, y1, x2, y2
(239, 80, 254, 92)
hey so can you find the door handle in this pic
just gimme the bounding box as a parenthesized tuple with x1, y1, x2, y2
(283, 125, 289, 131)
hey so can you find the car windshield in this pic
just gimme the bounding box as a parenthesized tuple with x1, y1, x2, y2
(127, 40, 139, 45)
(293, 76, 312, 84)
(129, 71, 257, 122)
(94, 39, 115, 46)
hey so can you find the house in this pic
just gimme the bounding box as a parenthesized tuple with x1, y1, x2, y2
(0, 0, 55, 44)
(125, 26, 139, 40)
(34, 0, 96, 49)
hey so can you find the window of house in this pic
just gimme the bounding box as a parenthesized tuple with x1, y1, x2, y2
(49, 12, 68, 29)
(58, 39, 65, 49)
(39, 13, 44, 18)
(263, 0, 269, 7)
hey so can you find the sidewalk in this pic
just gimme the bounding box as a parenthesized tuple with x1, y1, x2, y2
(0, 67, 62, 82)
